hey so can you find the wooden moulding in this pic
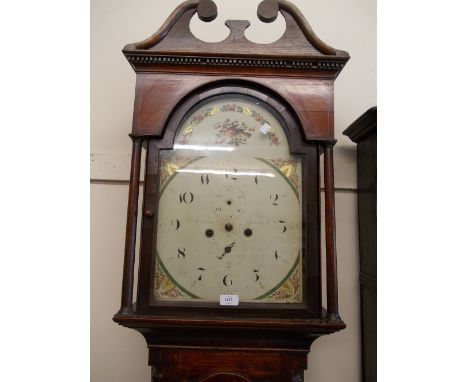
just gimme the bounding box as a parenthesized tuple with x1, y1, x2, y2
(113, 314, 345, 333)
(130, 74, 335, 140)
(343, 106, 377, 143)
(122, 0, 349, 77)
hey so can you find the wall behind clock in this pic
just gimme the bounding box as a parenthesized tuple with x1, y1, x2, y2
(90, 0, 376, 381)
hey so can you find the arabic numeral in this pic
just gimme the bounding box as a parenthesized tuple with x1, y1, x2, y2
(179, 192, 194, 204)
(200, 174, 210, 185)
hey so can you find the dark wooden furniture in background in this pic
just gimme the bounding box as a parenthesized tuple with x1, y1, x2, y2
(113, 1, 350, 380)
(343, 107, 377, 382)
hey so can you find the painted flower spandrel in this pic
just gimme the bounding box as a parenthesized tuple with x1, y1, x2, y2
(214, 119, 255, 146)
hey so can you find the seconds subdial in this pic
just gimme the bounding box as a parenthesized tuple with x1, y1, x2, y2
(212, 184, 247, 221)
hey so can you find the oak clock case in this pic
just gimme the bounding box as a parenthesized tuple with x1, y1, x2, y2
(113, 0, 349, 381)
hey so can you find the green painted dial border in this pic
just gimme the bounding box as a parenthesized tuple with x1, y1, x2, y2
(253, 252, 301, 301)
(255, 157, 300, 201)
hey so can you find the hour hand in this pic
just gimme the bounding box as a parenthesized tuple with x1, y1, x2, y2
(218, 242, 235, 259)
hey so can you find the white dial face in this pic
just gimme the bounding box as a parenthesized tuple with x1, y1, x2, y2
(153, 95, 303, 303)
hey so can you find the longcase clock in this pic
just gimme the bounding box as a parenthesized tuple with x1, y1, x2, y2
(113, 1, 350, 381)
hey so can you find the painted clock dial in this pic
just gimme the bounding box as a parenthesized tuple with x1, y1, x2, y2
(153, 94, 303, 303)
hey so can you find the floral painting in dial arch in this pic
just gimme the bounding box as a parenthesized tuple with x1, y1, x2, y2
(178, 103, 280, 146)
(213, 119, 255, 146)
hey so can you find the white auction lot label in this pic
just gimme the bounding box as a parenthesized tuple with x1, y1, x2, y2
(260, 123, 273, 135)
(220, 294, 239, 306)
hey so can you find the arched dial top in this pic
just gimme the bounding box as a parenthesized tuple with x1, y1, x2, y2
(153, 94, 303, 303)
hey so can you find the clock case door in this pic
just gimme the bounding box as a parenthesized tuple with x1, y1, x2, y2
(136, 84, 322, 319)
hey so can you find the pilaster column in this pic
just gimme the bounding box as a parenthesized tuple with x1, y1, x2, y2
(118, 135, 143, 315)
(322, 140, 341, 322)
